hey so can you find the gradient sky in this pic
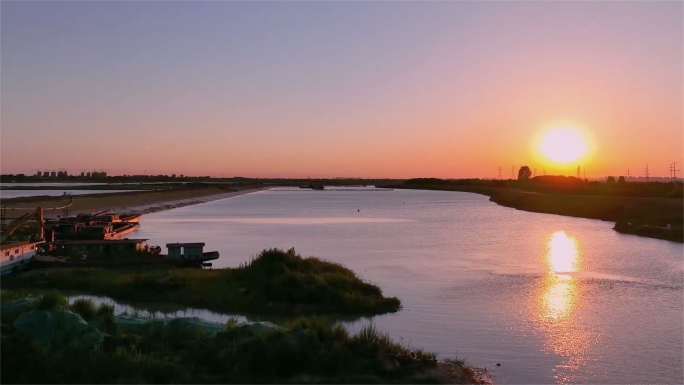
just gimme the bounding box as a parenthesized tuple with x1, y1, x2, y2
(2, 1, 682, 178)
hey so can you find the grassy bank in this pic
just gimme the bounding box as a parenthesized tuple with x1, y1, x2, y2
(386, 181, 683, 242)
(3, 248, 401, 316)
(0, 292, 485, 384)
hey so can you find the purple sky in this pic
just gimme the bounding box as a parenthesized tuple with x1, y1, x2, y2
(2, 1, 682, 178)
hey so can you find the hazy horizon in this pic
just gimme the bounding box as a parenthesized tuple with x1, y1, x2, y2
(2, 1, 682, 178)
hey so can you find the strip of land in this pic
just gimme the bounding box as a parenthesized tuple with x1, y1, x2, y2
(1, 186, 264, 218)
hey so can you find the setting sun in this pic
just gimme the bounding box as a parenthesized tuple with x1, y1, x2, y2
(539, 129, 588, 164)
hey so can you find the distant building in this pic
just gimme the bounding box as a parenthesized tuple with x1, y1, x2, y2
(80, 172, 85, 177)
(50, 171, 56, 178)
(42, 171, 49, 178)
(86, 172, 91, 178)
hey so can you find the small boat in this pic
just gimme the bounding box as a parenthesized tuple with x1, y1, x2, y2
(166, 243, 220, 267)
(119, 214, 141, 223)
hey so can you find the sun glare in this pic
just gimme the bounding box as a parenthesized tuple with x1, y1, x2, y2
(539, 129, 587, 164)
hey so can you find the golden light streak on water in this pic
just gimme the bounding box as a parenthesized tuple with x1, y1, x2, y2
(529, 231, 599, 384)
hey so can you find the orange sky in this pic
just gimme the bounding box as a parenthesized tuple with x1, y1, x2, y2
(1, 2, 682, 178)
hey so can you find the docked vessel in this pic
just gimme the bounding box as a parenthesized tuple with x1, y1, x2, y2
(2, 202, 218, 273)
(1, 240, 42, 275)
(36, 239, 219, 268)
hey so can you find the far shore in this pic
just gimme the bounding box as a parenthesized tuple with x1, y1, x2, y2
(384, 183, 683, 242)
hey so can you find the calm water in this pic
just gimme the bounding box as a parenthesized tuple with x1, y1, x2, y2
(132, 188, 683, 384)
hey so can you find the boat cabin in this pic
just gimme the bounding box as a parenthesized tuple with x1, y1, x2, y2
(1, 240, 42, 275)
(51, 239, 148, 257)
(166, 243, 206, 260)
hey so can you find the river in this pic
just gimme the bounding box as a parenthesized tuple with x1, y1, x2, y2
(129, 187, 682, 384)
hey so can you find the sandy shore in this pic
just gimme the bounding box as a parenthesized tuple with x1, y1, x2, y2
(71, 188, 266, 217)
(2, 187, 266, 219)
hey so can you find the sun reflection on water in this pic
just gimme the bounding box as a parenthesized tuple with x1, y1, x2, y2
(528, 231, 599, 384)
(547, 231, 581, 277)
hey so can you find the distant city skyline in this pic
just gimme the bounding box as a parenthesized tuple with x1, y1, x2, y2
(2, 1, 682, 178)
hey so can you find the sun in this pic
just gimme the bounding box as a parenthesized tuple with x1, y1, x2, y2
(539, 128, 587, 163)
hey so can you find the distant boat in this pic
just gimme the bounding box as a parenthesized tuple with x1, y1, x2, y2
(299, 184, 325, 190)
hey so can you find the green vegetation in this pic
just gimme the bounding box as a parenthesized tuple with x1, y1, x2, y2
(1, 292, 485, 384)
(386, 177, 683, 242)
(3, 248, 401, 316)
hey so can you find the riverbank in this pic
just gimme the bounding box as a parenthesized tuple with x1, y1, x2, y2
(385, 183, 683, 242)
(0, 292, 488, 384)
(3, 248, 401, 316)
(1, 186, 264, 218)
(0, 249, 491, 383)
(1, 184, 175, 191)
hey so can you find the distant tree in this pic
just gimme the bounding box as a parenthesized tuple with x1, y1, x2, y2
(180, 174, 184, 178)
(518, 166, 532, 180)
(606, 176, 616, 183)
(618, 176, 626, 184)
(171, 174, 176, 178)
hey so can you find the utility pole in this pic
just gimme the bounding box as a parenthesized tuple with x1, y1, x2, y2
(497, 166, 503, 180)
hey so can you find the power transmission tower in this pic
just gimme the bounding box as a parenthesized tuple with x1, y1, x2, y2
(673, 162, 680, 181)
(543, 169, 547, 176)
(626, 168, 631, 179)
(497, 166, 502, 180)
(511, 166, 515, 179)
(644, 164, 650, 181)
(576, 165, 580, 178)
(583, 168, 586, 180)
(533, 168, 537, 177)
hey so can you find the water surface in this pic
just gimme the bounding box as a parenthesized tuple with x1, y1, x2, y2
(134, 188, 683, 384)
